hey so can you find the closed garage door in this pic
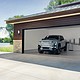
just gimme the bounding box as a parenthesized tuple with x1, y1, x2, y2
(24, 25, 80, 53)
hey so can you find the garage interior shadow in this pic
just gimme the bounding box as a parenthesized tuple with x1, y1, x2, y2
(0, 50, 80, 72)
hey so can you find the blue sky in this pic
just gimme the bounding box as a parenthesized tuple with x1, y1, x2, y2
(0, 0, 50, 27)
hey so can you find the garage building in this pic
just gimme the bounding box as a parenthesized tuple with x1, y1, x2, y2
(6, 2, 80, 53)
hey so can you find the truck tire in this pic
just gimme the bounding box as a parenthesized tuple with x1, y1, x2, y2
(64, 43, 67, 51)
(55, 44, 61, 55)
(38, 45, 43, 54)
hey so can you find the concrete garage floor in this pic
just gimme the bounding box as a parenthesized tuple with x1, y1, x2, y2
(0, 50, 80, 72)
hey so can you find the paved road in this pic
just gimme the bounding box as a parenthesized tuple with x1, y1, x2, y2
(0, 50, 80, 72)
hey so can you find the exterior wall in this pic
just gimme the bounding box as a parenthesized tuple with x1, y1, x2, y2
(49, 25, 80, 43)
(24, 29, 48, 50)
(13, 15, 80, 53)
(14, 15, 80, 40)
(13, 40, 22, 53)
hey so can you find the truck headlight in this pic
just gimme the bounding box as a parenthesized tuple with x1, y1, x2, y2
(54, 42, 57, 46)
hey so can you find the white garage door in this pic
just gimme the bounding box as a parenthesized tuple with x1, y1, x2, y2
(24, 25, 80, 52)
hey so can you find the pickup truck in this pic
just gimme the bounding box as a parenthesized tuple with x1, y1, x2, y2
(38, 35, 67, 54)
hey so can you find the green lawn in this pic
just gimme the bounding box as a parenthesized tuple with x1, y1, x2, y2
(0, 45, 13, 52)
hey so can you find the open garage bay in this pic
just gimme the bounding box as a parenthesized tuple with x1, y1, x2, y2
(24, 25, 80, 53)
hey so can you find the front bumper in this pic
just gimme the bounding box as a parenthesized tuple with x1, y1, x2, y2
(40, 47, 57, 51)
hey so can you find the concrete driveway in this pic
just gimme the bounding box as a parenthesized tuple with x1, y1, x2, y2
(0, 58, 80, 80)
(0, 50, 80, 72)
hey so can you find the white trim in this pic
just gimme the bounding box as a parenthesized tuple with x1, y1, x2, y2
(10, 12, 80, 24)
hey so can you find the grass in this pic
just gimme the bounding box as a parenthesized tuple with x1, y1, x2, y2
(0, 45, 13, 52)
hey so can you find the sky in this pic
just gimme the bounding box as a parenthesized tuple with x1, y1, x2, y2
(0, 0, 50, 27)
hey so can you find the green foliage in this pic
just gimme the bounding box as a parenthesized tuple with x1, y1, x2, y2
(45, 0, 79, 11)
(9, 32, 13, 45)
(6, 24, 14, 44)
(6, 15, 24, 44)
(0, 38, 11, 43)
(44, 0, 56, 11)
(0, 38, 3, 43)
(61, 0, 78, 4)
(0, 45, 13, 52)
(8, 15, 24, 20)
(6, 24, 14, 32)
(3, 38, 11, 43)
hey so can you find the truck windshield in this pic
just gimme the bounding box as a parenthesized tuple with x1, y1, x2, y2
(44, 36, 59, 40)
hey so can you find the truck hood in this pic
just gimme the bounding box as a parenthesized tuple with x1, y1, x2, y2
(39, 39, 58, 45)
(40, 39, 58, 42)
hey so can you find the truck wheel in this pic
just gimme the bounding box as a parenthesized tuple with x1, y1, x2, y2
(55, 44, 61, 55)
(38, 46, 43, 54)
(64, 43, 67, 51)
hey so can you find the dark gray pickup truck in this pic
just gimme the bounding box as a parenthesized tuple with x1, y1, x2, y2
(38, 35, 67, 54)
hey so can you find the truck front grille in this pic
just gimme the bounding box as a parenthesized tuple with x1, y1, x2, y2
(43, 47, 49, 49)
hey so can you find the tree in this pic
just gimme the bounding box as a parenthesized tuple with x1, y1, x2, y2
(6, 24, 14, 44)
(3, 37, 11, 43)
(45, 0, 79, 11)
(44, 0, 57, 11)
(6, 15, 24, 44)
(8, 15, 24, 20)
(0, 38, 3, 43)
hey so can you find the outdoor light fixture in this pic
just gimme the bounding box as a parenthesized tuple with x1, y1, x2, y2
(18, 30, 20, 35)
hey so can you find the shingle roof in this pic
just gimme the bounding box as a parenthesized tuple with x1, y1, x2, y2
(6, 1, 80, 22)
